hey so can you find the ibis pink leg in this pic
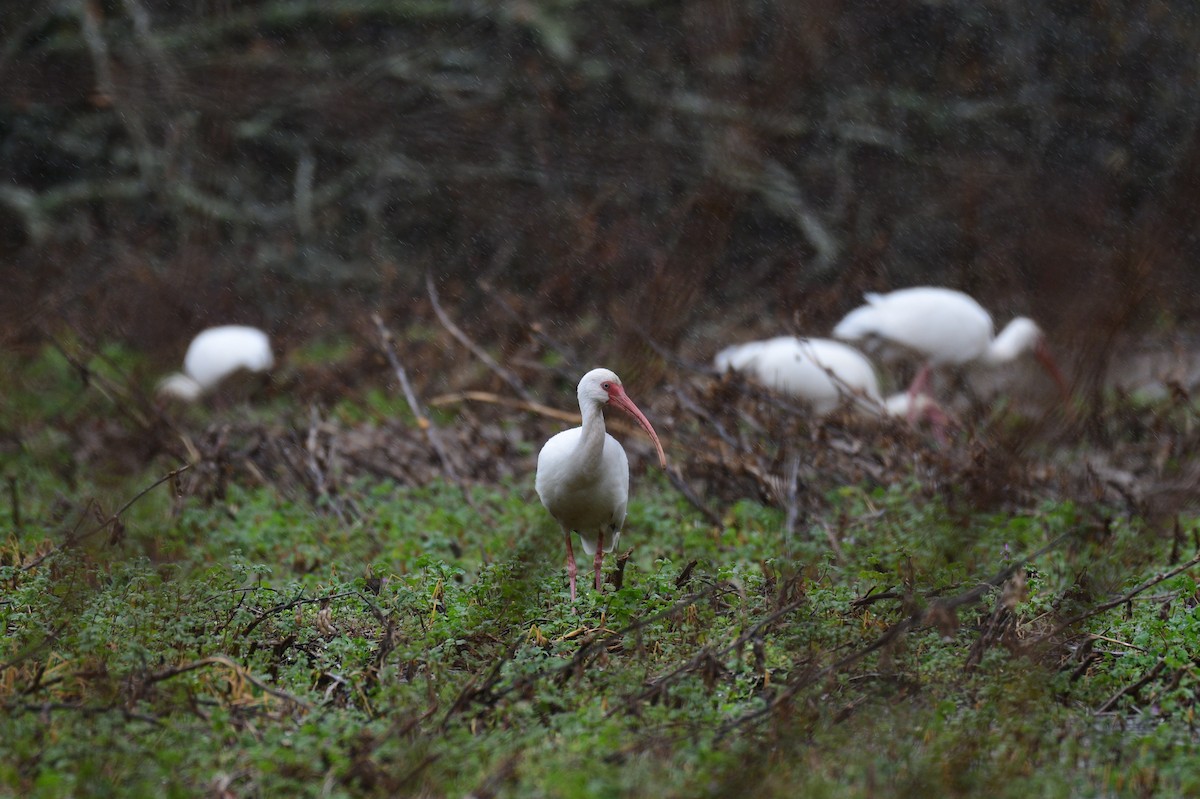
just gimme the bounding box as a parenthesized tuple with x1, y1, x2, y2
(921, 400, 954, 445)
(593, 532, 605, 592)
(564, 531, 578, 601)
(906, 363, 934, 424)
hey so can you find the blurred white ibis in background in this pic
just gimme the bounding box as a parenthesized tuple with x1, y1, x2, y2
(714, 335, 949, 420)
(535, 368, 667, 601)
(157, 325, 274, 402)
(715, 336, 884, 416)
(832, 286, 1069, 402)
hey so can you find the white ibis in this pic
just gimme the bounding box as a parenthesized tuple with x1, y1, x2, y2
(157, 325, 274, 402)
(832, 286, 1069, 402)
(535, 368, 667, 601)
(714, 336, 886, 416)
(715, 335, 953, 434)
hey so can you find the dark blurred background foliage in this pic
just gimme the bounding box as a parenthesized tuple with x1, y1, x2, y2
(3, 0, 1200, 379)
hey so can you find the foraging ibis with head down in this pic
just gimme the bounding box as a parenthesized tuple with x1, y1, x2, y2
(714, 336, 886, 416)
(535, 368, 667, 601)
(713, 335, 951, 427)
(157, 325, 274, 402)
(832, 287, 1069, 402)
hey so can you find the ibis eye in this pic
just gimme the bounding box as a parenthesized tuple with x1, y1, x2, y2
(601, 382, 611, 390)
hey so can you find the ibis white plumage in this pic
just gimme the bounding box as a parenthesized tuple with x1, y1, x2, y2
(535, 368, 667, 601)
(715, 335, 953, 433)
(157, 325, 275, 402)
(714, 336, 886, 416)
(832, 286, 1069, 401)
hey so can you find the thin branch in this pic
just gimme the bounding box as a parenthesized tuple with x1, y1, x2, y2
(2, 701, 163, 727)
(145, 655, 313, 711)
(294, 149, 316, 237)
(427, 389, 655, 443)
(118, 0, 179, 92)
(1036, 552, 1200, 644)
(719, 532, 1075, 735)
(757, 158, 840, 275)
(1096, 659, 1167, 714)
(781, 452, 803, 544)
(428, 389, 578, 425)
(21, 463, 192, 572)
(665, 466, 723, 528)
(425, 273, 536, 404)
(665, 384, 741, 450)
(239, 590, 359, 638)
(77, 0, 157, 183)
(479, 278, 581, 374)
(40, 330, 155, 431)
(7, 475, 20, 533)
(371, 312, 463, 486)
(0, 1, 58, 79)
(614, 596, 810, 712)
(624, 80, 813, 137)
(0, 185, 49, 243)
(445, 582, 731, 724)
(305, 404, 349, 523)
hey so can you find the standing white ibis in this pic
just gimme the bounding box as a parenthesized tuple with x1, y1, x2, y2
(535, 368, 667, 601)
(157, 325, 274, 402)
(832, 286, 1069, 402)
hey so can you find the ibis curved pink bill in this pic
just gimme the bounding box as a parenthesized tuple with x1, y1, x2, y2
(534, 368, 666, 601)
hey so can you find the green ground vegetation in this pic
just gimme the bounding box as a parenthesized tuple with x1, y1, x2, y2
(2, 344, 1199, 798)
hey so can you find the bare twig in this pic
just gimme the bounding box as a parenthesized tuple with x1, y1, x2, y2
(77, 0, 157, 183)
(758, 158, 841, 275)
(666, 384, 741, 450)
(665, 466, 723, 528)
(305, 404, 348, 523)
(1096, 658, 1167, 714)
(2, 701, 163, 727)
(428, 390, 578, 425)
(614, 596, 810, 712)
(467, 752, 522, 799)
(21, 463, 192, 572)
(118, 0, 179, 92)
(371, 313, 463, 486)
(145, 655, 313, 711)
(609, 548, 632, 590)
(479, 278, 581, 374)
(1036, 552, 1200, 644)
(425, 273, 536, 404)
(819, 521, 847, 564)
(0, 1, 59, 79)
(7, 475, 19, 533)
(294, 149, 317, 238)
(428, 389, 658, 450)
(440, 639, 523, 729)
(623, 81, 813, 137)
(718, 532, 1075, 735)
(632, 326, 714, 378)
(40, 331, 155, 431)
(239, 590, 358, 638)
(0, 185, 49, 243)
(446, 582, 732, 724)
(781, 452, 803, 544)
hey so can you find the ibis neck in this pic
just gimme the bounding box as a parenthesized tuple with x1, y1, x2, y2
(574, 400, 609, 472)
(158, 373, 204, 401)
(984, 318, 1035, 364)
(984, 337, 1019, 364)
